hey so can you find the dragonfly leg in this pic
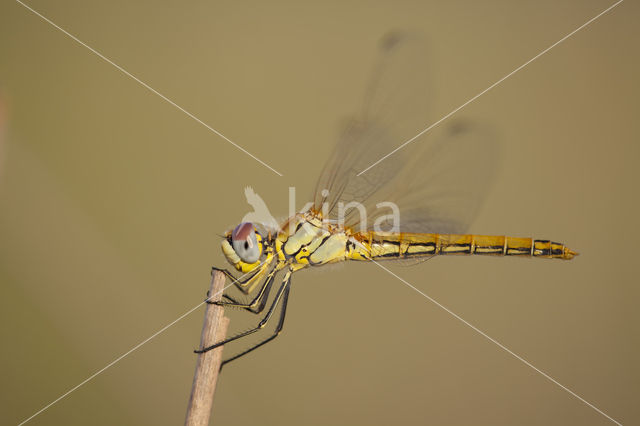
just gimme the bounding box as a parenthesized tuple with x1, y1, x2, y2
(212, 267, 278, 314)
(220, 277, 291, 369)
(210, 266, 239, 281)
(209, 265, 261, 297)
(194, 270, 291, 355)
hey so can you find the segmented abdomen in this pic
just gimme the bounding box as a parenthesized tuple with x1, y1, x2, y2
(350, 233, 577, 261)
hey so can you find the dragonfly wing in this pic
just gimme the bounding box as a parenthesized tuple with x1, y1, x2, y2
(314, 32, 500, 235)
(366, 120, 500, 234)
(314, 32, 432, 212)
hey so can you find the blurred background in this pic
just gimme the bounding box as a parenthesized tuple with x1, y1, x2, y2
(1, 0, 638, 425)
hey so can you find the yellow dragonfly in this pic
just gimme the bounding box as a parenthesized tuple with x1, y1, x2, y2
(195, 33, 577, 367)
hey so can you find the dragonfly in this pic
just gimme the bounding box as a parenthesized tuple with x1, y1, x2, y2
(194, 33, 577, 367)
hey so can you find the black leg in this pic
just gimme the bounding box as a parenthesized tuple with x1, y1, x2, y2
(220, 279, 291, 369)
(211, 266, 242, 282)
(210, 266, 261, 295)
(211, 267, 278, 314)
(194, 271, 291, 354)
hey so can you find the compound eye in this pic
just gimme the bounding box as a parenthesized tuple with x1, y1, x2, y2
(231, 222, 260, 263)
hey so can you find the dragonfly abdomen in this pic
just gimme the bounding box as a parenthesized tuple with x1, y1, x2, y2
(451, 235, 577, 260)
(351, 233, 577, 261)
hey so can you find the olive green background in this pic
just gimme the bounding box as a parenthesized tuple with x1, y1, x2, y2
(1, 1, 638, 425)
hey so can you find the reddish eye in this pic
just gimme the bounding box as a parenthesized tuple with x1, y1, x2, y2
(231, 222, 260, 263)
(232, 222, 254, 241)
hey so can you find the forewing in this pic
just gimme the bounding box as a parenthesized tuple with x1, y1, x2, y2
(314, 32, 433, 212)
(314, 32, 500, 235)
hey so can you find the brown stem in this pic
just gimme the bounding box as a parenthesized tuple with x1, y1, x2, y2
(185, 270, 229, 426)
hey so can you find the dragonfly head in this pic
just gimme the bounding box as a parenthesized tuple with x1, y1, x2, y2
(221, 222, 264, 272)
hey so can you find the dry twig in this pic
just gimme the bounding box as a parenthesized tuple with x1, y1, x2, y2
(185, 271, 229, 426)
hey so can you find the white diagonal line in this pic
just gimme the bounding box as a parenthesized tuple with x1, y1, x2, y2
(15, 0, 284, 177)
(16, 266, 259, 426)
(370, 259, 622, 425)
(357, 0, 624, 176)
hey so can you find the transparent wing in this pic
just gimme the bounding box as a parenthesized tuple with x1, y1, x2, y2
(313, 32, 500, 235)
